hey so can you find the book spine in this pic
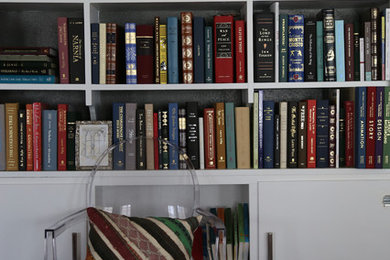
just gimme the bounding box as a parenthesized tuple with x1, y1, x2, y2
(33, 102, 42, 171)
(136, 109, 146, 170)
(179, 108, 187, 169)
(376, 87, 384, 168)
(316, 100, 329, 168)
(355, 87, 366, 168)
(383, 87, 390, 168)
(91, 23, 99, 84)
(345, 23, 354, 81)
(366, 87, 376, 168)
(18, 109, 26, 171)
(258, 91, 264, 168)
(194, 17, 205, 83)
(68, 18, 85, 84)
(0, 47, 57, 56)
(381, 15, 386, 80)
(99, 23, 106, 84)
(107, 23, 118, 84)
(167, 17, 179, 84)
(335, 20, 345, 81)
(235, 20, 246, 83)
(42, 110, 57, 171)
(254, 13, 275, 82)
(145, 104, 154, 170)
(161, 111, 169, 169)
(274, 113, 281, 168)
(253, 92, 259, 169)
(205, 26, 213, 83)
(344, 101, 354, 167)
(57, 17, 69, 84)
(279, 14, 288, 82)
(125, 103, 137, 170)
(0, 75, 55, 83)
(288, 15, 304, 82)
(0, 67, 56, 75)
(168, 103, 179, 169)
(280, 102, 288, 168)
(182, 12, 194, 84)
(354, 21, 360, 81)
(386, 9, 390, 80)
(322, 9, 336, 81)
(106, 23, 112, 84)
(26, 104, 33, 171)
(57, 104, 67, 171)
(199, 117, 205, 169)
(0, 61, 56, 69)
(136, 25, 154, 84)
(316, 21, 324, 81)
(307, 99, 316, 168)
(0, 105, 4, 170)
(113, 103, 126, 170)
(304, 19, 317, 81)
(365, 22, 372, 81)
(215, 102, 226, 169)
(360, 37, 365, 81)
(298, 101, 307, 168)
(287, 101, 298, 168)
(66, 112, 76, 170)
(214, 15, 234, 83)
(204, 108, 216, 169)
(339, 107, 345, 167)
(158, 111, 163, 169)
(235, 107, 250, 169)
(329, 104, 336, 168)
(263, 101, 275, 168)
(186, 102, 199, 169)
(225, 102, 236, 169)
(371, 8, 379, 81)
(125, 23, 137, 84)
(154, 17, 160, 84)
(159, 24, 167, 84)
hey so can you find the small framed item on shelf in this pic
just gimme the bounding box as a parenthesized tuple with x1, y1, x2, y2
(75, 120, 112, 170)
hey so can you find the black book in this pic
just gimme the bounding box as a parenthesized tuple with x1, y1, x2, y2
(321, 9, 336, 81)
(66, 112, 77, 171)
(298, 101, 307, 168)
(353, 21, 360, 81)
(18, 109, 26, 171)
(179, 108, 187, 169)
(68, 18, 85, 83)
(274, 113, 280, 168)
(339, 107, 346, 167)
(316, 100, 329, 167)
(161, 110, 169, 169)
(287, 101, 298, 168)
(136, 109, 146, 170)
(186, 102, 200, 169)
(304, 19, 317, 81)
(254, 13, 275, 82)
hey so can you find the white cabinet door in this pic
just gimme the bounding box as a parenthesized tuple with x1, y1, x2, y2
(258, 180, 390, 260)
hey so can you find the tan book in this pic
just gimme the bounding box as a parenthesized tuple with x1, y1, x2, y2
(235, 107, 250, 169)
(145, 104, 154, 170)
(215, 102, 226, 169)
(99, 23, 106, 84)
(5, 103, 19, 170)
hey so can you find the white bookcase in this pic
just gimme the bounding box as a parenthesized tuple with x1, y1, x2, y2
(1, 0, 390, 259)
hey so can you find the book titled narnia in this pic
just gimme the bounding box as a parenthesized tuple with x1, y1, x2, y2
(68, 18, 85, 84)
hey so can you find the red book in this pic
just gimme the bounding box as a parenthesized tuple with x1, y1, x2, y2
(57, 104, 68, 171)
(204, 108, 216, 169)
(344, 101, 354, 167)
(181, 12, 193, 84)
(345, 23, 354, 81)
(153, 112, 159, 170)
(57, 17, 69, 84)
(136, 25, 154, 84)
(33, 102, 47, 171)
(107, 23, 121, 84)
(191, 226, 203, 260)
(235, 20, 246, 83)
(214, 15, 234, 83)
(106, 23, 113, 84)
(306, 100, 316, 168)
(26, 104, 33, 171)
(366, 87, 376, 168)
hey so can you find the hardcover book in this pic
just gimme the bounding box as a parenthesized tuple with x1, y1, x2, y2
(26, 104, 33, 171)
(288, 15, 304, 82)
(161, 110, 169, 169)
(274, 113, 281, 168)
(263, 101, 275, 168)
(178, 108, 187, 169)
(298, 101, 307, 168)
(57, 17, 69, 84)
(384, 87, 390, 168)
(42, 110, 57, 171)
(0, 105, 5, 170)
(113, 103, 126, 170)
(307, 99, 316, 168)
(344, 101, 354, 167)
(376, 87, 384, 168)
(235, 107, 250, 169)
(186, 102, 200, 169)
(364, 22, 372, 81)
(329, 104, 336, 168)
(168, 103, 179, 169)
(335, 20, 345, 81)
(366, 87, 376, 168)
(194, 17, 205, 83)
(354, 21, 360, 81)
(253, 92, 259, 169)
(214, 15, 234, 83)
(339, 108, 346, 167)
(125, 103, 137, 170)
(136, 109, 146, 170)
(33, 102, 45, 171)
(159, 24, 168, 84)
(145, 104, 154, 170)
(287, 101, 298, 168)
(215, 103, 226, 169)
(316, 100, 329, 168)
(235, 20, 246, 83)
(345, 23, 354, 81)
(125, 23, 137, 84)
(322, 9, 336, 81)
(181, 12, 194, 84)
(66, 112, 77, 170)
(91, 23, 99, 84)
(57, 104, 68, 171)
(225, 103, 236, 169)
(68, 18, 85, 84)
(280, 101, 288, 168)
(304, 19, 317, 81)
(106, 23, 123, 84)
(355, 87, 366, 168)
(154, 17, 160, 84)
(18, 109, 26, 171)
(204, 108, 216, 169)
(205, 26, 214, 83)
(167, 17, 179, 84)
(5, 103, 19, 170)
(371, 8, 379, 81)
(279, 14, 288, 82)
(99, 23, 106, 84)
(254, 13, 274, 82)
(258, 91, 264, 168)
(153, 113, 159, 170)
(136, 25, 154, 84)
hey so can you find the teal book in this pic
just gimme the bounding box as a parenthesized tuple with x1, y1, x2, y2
(43, 110, 57, 171)
(316, 21, 324, 81)
(335, 20, 345, 81)
(279, 14, 288, 82)
(225, 102, 236, 169)
(205, 26, 213, 83)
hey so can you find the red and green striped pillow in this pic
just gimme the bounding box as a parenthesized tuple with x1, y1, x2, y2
(86, 207, 202, 260)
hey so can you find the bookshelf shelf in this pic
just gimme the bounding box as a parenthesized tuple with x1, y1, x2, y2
(254, 81, 390, 89)
(88, 83, 250, 91)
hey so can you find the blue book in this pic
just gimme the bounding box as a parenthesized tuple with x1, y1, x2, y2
(288, 15, 304, 82)
(316, 21, 324, 81)
(113, 103, 126, 170)
(258, 90, 264, 168)
(243, 203, 250, 248)
(376, 87, 384, 168)
(193, 17, 205, 83)
(263, 101, 274, 168)
(91, 23, 99, 84)
(167, 17, 179, 84)
(205, 26, 213, 83)
(125, 23, 137, 84)
(316, 100, 329, 168)
(355, 87, 366, 168)
(0, 75, 56, 83)
(335, 20, 345, 81)
(43, 110, 57, 171)
(225, 102, 236, 169)
(168, 103, 179, 169)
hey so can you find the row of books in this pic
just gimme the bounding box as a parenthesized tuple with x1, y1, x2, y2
(91, 14, 246, 85)
(255, 8, 390, 82)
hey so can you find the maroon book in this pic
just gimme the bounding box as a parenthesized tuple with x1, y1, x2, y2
(345, 23, 354, 81)
(136, 25, 154, 84)
(235, 20, 246, 83)
(366, 87, 376, 168)
(214, 15, 234, 83)
(344, 101, 354, 167)
(57, 17, 69, 84)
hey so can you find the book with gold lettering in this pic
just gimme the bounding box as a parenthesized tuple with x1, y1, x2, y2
(68, 18, 85, 83)
(288, 15, 304, 82)
(5, 103, 19, 171)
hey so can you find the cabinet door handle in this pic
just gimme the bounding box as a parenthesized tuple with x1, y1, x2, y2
(267, 232, 273, 260)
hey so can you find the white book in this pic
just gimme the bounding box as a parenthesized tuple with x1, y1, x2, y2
(199, 117, 205, 170)
(386, 9, 390, 80)
(253, 92, 259, 169)
(99, 23, 107, 84)
(359, 37, 365, 81)
(279, 102, 288, 168)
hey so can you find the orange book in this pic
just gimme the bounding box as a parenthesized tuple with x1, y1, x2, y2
(215, 102, 226, 169)
(57, 104, 68, 171)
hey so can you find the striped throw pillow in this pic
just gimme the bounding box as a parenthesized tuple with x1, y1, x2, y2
(86, 207, 202, 260)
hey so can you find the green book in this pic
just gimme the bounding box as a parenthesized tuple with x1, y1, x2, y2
(383, 87, 390, 168)
(316, 21, 324, 81)
(225, 102, 236, 169)
(279, 14, 288, 82)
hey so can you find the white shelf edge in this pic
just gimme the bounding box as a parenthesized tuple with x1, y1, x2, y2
(0, 84, 86, 91)
(88, 83, 249, 91)
(89, 0, 247, 4)
(254, 81, 390, 89)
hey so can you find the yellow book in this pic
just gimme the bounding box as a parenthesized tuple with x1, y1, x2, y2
(159, 24, 168, 84)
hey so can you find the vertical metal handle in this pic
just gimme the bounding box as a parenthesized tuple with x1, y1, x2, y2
(267, 232, 273, 260)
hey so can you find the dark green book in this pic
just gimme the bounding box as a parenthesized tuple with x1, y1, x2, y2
(316, 21, 324, 81)
(225, 102, 236, 169)
(279, 14, 288, 82)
